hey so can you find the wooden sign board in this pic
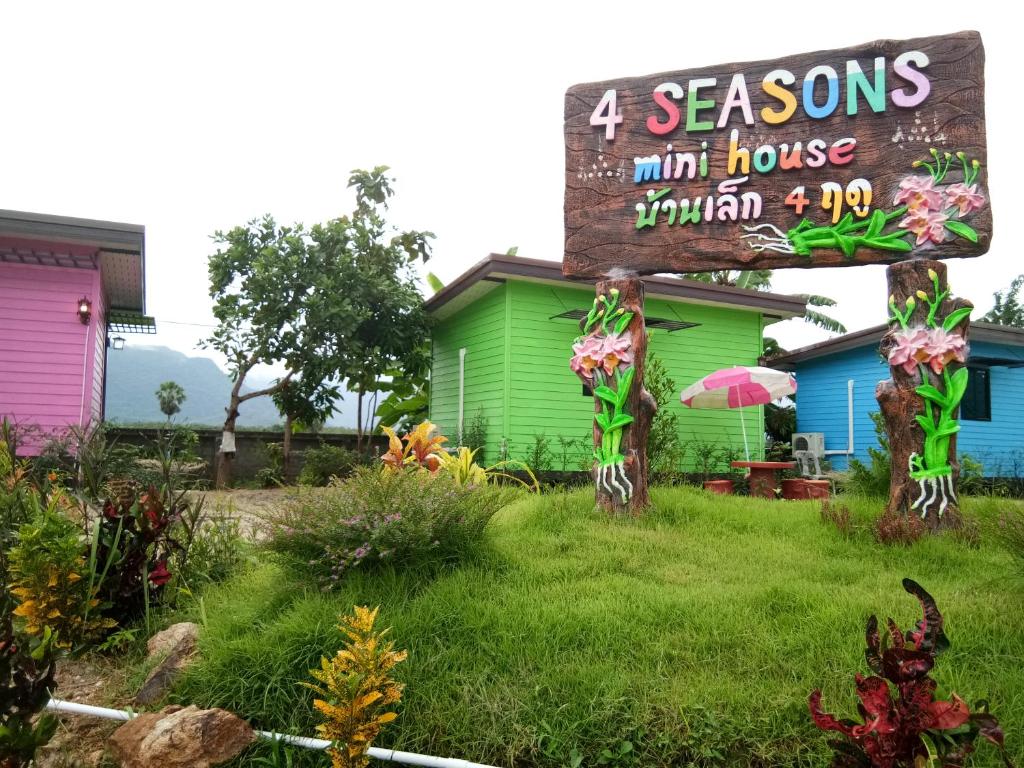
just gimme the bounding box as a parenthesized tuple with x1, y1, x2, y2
(563, 32, 989, 278)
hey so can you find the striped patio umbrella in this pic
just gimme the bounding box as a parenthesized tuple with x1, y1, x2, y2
(680, 366, 797, 460)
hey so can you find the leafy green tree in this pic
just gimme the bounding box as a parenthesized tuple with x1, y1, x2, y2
(690, 270, 846, 360)
(311, 168, 432, 452)
(982, 274, 1024, 327)
(272, 368, 340, 478)
(204, 167, 432, 486)
(690, 270, 846, 336)
(155, 381, 186, 422)
(645, 347, 683, 474)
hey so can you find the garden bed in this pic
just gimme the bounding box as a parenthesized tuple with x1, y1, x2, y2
(156, 487, 1024, 767)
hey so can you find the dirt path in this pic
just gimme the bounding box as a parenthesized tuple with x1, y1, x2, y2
(191, 487, 294, 538)
(37, 657, 135, 768)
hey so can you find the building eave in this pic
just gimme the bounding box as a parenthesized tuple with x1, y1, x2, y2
(425, 254, 807, 321)
(0, 209, 146, 313)
(768, 321, 1024, 370)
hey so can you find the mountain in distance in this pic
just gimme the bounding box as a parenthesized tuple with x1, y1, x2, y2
(106, 346, 355, 428)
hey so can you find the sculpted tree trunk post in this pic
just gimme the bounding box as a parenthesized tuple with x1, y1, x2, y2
(876, 259, 973, 530)
(570, 277, 655, 515)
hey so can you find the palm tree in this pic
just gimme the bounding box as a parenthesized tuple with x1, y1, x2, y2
(689, 270, 846, 354)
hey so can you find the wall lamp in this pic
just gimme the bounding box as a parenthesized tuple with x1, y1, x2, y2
(77, 297, 92, 325)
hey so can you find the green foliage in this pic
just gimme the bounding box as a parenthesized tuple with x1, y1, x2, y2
(526, 433, 553, 473)
(8, 493, 114, 648)
(177, 488, 1024, 767)
(1, 578, 58, 768)
(462, 408, 489, 464)
(170, 503, 246, 589)
(155, 381, 186, 420)
(264, 467, 515, 587)
(959, 453, 985, 496)
(688, 438, 740, 480)
(764, 402, 795, 444)
(256, 442, 285, 488)
(272, 376, 339, 436)
(645, 350, 684, 475)
(982, 274, 1024, 327)
(844, 412, 892, 497)
(687, 271, 846, 333)
(556, 435, 581, 472)
(298, 444, 361, 487)
(203, 167, 434, 476)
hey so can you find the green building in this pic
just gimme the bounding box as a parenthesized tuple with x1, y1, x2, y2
(425, 254, 806, 471)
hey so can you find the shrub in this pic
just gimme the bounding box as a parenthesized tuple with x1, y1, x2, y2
(94, 487, 181, 626)
(437, 447, 538, 491)
(526, 434, 553, 473)
(645, 350, 684, 475)
(809, 578, 1012, 767)
(8, 491, 114, 648)
(303, 605, 406, 768)
(873, 507, 926, 546)
(170, 501, 246, 589)
(462, 408, 489, 464)
(819, 500, 853, 538)
(265, 467, 515, 586)
(845, 412, 892, 497)
(958, 453, 985, 496)
(1, 574, 59, 768)
(256, 442, 285, 487)
(299, 443, 360, 486)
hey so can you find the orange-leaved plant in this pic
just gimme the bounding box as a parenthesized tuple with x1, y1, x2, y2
(9, 489, 115, 649)
(380, 421, 447, 472)
(303, 605, 407, 768)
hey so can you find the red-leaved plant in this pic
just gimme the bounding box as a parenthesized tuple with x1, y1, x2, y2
(809, 579, 1013, 767)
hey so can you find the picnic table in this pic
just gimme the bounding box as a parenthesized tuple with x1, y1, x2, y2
(731, 460, 796, 498)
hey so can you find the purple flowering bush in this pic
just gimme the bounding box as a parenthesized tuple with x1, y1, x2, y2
(263, 467, 515, 587)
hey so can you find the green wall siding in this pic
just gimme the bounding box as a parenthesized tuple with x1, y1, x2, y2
(431, 279, 767, 471)
(429, 285, 506, 458)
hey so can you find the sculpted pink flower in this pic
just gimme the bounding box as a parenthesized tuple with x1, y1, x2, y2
(921, 327, 966, 374)
(888, 328, 929, 375)
(600, 331, 633, 376)
(894, 175, 944, 213)
(899, 209, 948, 247)
(570, 334, 604, 381)
(944, 182, 985, 217)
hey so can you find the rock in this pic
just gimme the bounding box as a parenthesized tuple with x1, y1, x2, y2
(135, 623, 200, 705)
(146, 622, 200, 659)
(108, 705, 254, 768)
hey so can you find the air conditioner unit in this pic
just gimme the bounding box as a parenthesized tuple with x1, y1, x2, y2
(792, 432, 826, 457)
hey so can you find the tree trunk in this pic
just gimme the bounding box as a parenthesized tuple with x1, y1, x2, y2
(592, 277, 656, 515)
(215, 397, 239, 490)
(877, 259, 972, 530)
(283, 412, 293, 480)
(356, 388, 364, 455)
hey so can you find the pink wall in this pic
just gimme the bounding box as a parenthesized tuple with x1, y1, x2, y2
(0, 262, 103, 454)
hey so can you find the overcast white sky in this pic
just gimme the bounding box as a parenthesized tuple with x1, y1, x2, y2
(2, 2, 1019, 395)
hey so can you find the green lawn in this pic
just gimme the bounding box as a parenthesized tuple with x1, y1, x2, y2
(173, 488, 1024, 767)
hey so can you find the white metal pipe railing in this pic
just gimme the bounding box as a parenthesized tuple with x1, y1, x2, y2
(45, 698, 500, 768)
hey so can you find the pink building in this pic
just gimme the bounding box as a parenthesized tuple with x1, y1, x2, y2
(0, 210, 154, 454)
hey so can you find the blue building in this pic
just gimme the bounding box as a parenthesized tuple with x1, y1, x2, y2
(770, 322, 1024, 477)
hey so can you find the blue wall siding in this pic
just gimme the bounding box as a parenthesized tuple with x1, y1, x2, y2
(957, 340, 1024, 476)
(793, 347, 887, 471)
(794, 340, 1024, 476)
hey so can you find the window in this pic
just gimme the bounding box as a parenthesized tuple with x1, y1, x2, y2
(960, 366, 991, 421)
